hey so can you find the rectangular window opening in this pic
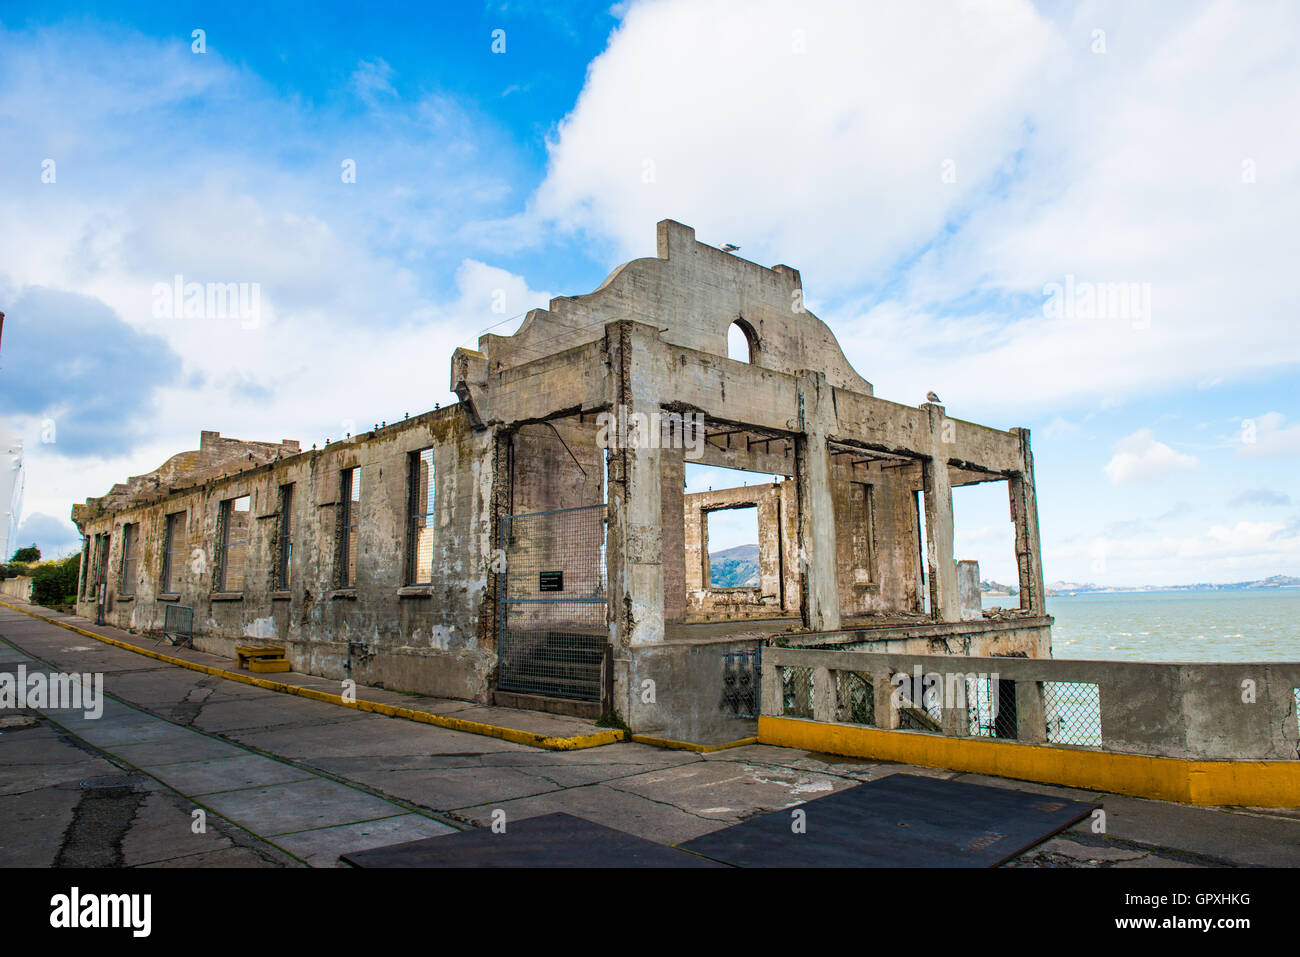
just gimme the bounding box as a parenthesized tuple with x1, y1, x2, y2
(119, 523, 140, 596)
(219, 495, 251, 592)
(162, 513, 186, 594)
(705, 504, 760, 589)
(277, 484, 294, 590)
(340, 467, 361, 587)
(408, 449, 435, 585)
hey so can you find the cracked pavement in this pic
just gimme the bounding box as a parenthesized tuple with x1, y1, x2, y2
(3, 604, 1298, 868)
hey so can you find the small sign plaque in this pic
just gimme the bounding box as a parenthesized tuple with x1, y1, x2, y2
(539, 571, 564, 592)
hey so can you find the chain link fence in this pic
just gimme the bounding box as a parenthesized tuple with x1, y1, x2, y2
(1044, 681, 1102, 748)
(497, 504, 607, 703)
(834, 670, 875, 726)
(780, 665, 815, 718)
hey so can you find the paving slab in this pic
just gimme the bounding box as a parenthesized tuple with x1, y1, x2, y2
(198, 777, 413, 836)
(273, 813, 459, 867)
(145, 754, 318, 796)
(609, 757, 854, 821)
(455, 782, 736, 846)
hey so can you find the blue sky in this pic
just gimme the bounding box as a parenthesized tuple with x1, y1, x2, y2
(1, 0, 1297, 586)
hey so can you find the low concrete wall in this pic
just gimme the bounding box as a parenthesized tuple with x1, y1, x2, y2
(621, 635, 764, 744)
(0, 576, 32, 601)
(762, 647, 1300, 761)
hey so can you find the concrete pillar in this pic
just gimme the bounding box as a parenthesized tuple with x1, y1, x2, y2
(812, 666, 834, 723)
(1016, 680, 1047, 744)
(605, 321, 665, 650)
(1009, 428, 1047, 615)
(794, 372, 841, 632)
(922, 403, 960, 623)
(942, 671, 970, 737)
(873, 671, 898, 729)
(760, 658, 781, 716)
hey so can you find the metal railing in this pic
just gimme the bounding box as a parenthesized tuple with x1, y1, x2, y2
(761, 647, 1300, 762)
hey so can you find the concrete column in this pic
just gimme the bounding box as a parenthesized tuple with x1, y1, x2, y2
(812, 666, 834, 723)
(794, 372, 841, 632)
(1009, 428, 1047, 615)
(922, 403, 960, 623)
(760, 658, 781, 716)
(873, 671, 898, 729)
(605, 321, 665, 650)
(942, 672, 970, 737)
(1016, 680, 1047, 744)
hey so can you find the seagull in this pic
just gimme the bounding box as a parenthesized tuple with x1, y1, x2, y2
(926, 391, 942, 403)
(721, 243, 740, 253)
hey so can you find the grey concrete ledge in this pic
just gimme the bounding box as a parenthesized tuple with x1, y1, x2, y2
(211, 592, 244, 602)
(397, 585, 434, 598)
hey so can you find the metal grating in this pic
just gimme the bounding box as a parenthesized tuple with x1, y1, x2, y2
(720, 648, 760, 718)
(1044, 681, 1102, 748)
(781, 666, 814, 718)
(893, 671, 944, 732)
(161, 603, 194, 648)
(834, 670, 875, 726)
(497, 504, 607, 702)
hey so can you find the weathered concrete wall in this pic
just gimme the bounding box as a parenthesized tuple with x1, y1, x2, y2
(73, 220, 1052, 734)
(829, 453, 925, 618)
(72, 409, 497, 702)
(626, 636, 764, 744)
(0, 575, 32, 601)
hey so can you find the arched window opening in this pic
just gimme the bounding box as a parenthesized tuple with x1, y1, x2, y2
(727, 321, 755, 363)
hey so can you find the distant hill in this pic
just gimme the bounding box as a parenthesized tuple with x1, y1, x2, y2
(708, 544, 760, 587)
(1046, 574, 1300, 596)
(980, 580, 1018, 596)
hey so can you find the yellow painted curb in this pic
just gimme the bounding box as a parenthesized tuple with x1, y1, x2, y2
(629, 734, 758, 753)
(0, 600, 625, 752)
(758, 715, 1300, 807)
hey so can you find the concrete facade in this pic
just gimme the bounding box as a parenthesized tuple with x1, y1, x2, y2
(72, 221, 1051, 741)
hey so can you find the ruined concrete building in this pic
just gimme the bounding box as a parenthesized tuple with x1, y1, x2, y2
(73, 221, 1051, 741)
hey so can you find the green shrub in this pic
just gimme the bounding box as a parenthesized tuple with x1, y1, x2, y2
(30, 555, 81, 609)
(11, 544, 40, 563)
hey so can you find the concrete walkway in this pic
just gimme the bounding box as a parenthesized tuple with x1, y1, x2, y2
(3, 603, 1298, 868)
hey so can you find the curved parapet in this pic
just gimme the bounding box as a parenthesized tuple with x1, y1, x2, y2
(472, 220, 873, 395)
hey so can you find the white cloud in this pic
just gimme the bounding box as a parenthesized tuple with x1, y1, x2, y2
(1103, 429, 1197, 483)
(1238, 412, 1300, 459)
(533, 0, 1056, 287)
(1044, 519, 1300, 586)
(0, 24, 552, 534)
(527, 0, 1300, 414)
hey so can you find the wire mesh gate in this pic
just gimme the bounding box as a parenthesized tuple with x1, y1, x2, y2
(496, 504, 608, 703)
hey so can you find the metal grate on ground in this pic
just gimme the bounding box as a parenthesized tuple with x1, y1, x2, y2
(1044, 681, 1102, 748)
(497, 504, 608, 703)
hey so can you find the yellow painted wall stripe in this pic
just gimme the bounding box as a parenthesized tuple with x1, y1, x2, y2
(0, 600, 625, 751)
(758, 715, 1300, 808)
